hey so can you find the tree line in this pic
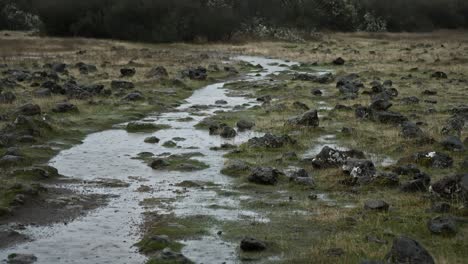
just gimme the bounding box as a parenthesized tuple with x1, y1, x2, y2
(1, 0, 468, 42)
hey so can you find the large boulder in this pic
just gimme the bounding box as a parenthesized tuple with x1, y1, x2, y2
(248, 167, 281, 185)
(311, 146, 365, 169)
(287, 110, 319, 127)
(385, 237, 434, 264)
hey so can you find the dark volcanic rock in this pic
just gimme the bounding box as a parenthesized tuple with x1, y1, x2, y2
(111, 80, 135, 89)
(120, 68, 136, 77)
(413, 151, 453, 168)
(385, 236, 434, 264)
(145, 66, 168, 79)
(240, 237, 266, 251)
(342, 159, 376, 184)
(123, 92, 144, 101)
(333, 57, 345, 65)
(220, 126, 237, 138)
(248, 167, 281, 185)
(16, 103, 41, 116)
(371, 111, 408, 124)
(431, 71, 447, 79)
(248, 133, 295, 148)
(183, 67, 207, 80)
(287, 110, 319, 127)
(431, 174, 468, 204)
(364, 200, 389, 211)
(236, 119, 255, 130)
(400, 122, 424, 139)
(427, 215, 457, 235)
(441, 115, 464, 136)
(7, 253, 37, 264)
(440, 136, 465, 151)
(311, 146, 365, 169)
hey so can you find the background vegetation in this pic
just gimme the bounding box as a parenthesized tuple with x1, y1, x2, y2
(1, 0, 468, 42)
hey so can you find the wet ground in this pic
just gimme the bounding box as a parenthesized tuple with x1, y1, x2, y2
(0, 56, 307, 264)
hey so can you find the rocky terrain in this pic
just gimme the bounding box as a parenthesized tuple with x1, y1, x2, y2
(0, 31, 467, 263)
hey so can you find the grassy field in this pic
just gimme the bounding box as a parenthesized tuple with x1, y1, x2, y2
(0, 31, 467, 263)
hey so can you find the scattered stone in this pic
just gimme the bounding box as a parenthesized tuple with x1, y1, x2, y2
(312, 89, 323, 96)
(162, 141, 177, 148)
(183, 67, 207, 80)
(333, 57, 345, 65)
(111, 80, 135, 89)
(16, 103, 41, 116)
(240, 237, 266, 252)
(431, 174, 467, 203)
(292, 101, 310, 111)
(144, 136, 160, 144)
(150, 248, 192, 264)
(431, 71, 447, 79)
(400, 122, 424, 139)
(364, 200, 389, 211)
(7, 253, 37, 264)
(145, 66, 168, 79)
(236, 119, 255, 130)
(123, 92, 144, 101)
(150, 158, 170, 169)
(441, 115, 464, 136)
(120, 68, 136, 77)
(440, 136, 465, 151)
(427, 215, 457, 235)
(248, 167, 281, 185)
(220, 126, 237, 138)
(52, 102, 78, 113)
(342, 159, 376, 184)
(385, 236, 434, 264)
(413, 151, 453, 169)
(287, 110, 319, 127)
(373, 172, 400, 186)
(215, 100, 228, 105)
(311, 146, 365, 169)
(257, 95, 272, 103)
(248, 133, 295, 148)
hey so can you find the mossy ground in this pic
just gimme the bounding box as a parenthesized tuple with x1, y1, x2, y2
(1, 31, 467, 263)
(137, 32, 467, 263)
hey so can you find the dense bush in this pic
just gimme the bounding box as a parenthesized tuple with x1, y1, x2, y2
(3, 0, 468, 41)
